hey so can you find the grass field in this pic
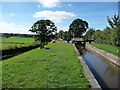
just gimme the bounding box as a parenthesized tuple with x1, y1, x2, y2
(1, 43, 33, 50)
(2, 43, 90, 88)
(90, 43, 120, 57)
(1, 37, 35, 50)
(2, 37, 35, 43)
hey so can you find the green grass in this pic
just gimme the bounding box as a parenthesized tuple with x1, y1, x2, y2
(2, 43, 90, 88)
(0, 60, 2, 88)
(1, 43, 33, 50)
(90, 43, 120, 57)
(2, 36, 35, 43)
(0, 37, 35, 50)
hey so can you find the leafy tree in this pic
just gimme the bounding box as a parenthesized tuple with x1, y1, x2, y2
(107, 14, 120, 28)
(69, 19, 89, 38)
(63, 31, 68, 40)
(63, 31, 72, 43)
(92, 30, 102, 44)
(54, 32, 58, 40)
(58, 30, 64, 39)
(107, 14, 120, 46)
(83, 28, 95, 40)
(112, 26, 120, 46)
(101, 27, 112, 45)
(29, 20, 57, 49)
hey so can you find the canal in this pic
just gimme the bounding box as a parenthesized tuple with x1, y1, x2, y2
(76, 45, 120, 89)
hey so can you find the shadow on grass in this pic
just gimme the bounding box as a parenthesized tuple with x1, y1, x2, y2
(45, 47, 50, 50)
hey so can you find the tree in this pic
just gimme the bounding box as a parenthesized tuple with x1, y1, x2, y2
(63, 31, 72, 43)
(54, 32, 58, 40)
(63, 31, 68, 40)
(69, 19, 89, 38)
(92, 30, 102, 44)
(107, 14, 120, 28)
(29, 20, 57, 49)
(112, 26, 120, 46)
(83, 28, 95, 40)
(107, 14, 120, 46)
(58, 30, 64, 39)
(101, 27, 112, 45)
(3, 33, 10, 38)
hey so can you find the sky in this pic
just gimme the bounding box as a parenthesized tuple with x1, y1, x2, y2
(0, 0, 119, 34)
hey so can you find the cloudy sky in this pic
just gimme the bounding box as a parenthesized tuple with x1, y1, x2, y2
(0, 0, 119, 34)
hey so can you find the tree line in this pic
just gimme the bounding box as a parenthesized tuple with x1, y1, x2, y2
(29, 13, 119, 48)
(29, 19, 89, 48)
(2, 33, 35, 38)
(83, 14, 120, 46)
(56, 19, 88, 42)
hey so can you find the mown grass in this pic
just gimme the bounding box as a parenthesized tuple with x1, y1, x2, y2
(90, 43, 120, 57)
(2, 43, 90, 88)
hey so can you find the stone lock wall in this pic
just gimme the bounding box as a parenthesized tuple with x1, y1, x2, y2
(86, 44, 120, 67)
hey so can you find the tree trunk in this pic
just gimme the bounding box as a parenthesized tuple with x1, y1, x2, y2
(40, 42, 43, 49)
(40, 41, 45, 49)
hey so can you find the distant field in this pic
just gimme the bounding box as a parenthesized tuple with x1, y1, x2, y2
(90, 43, 120, 57)
(1, 37, 35, 43)
(2, 43, 90, 88)
(1, 37, 35, 50)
